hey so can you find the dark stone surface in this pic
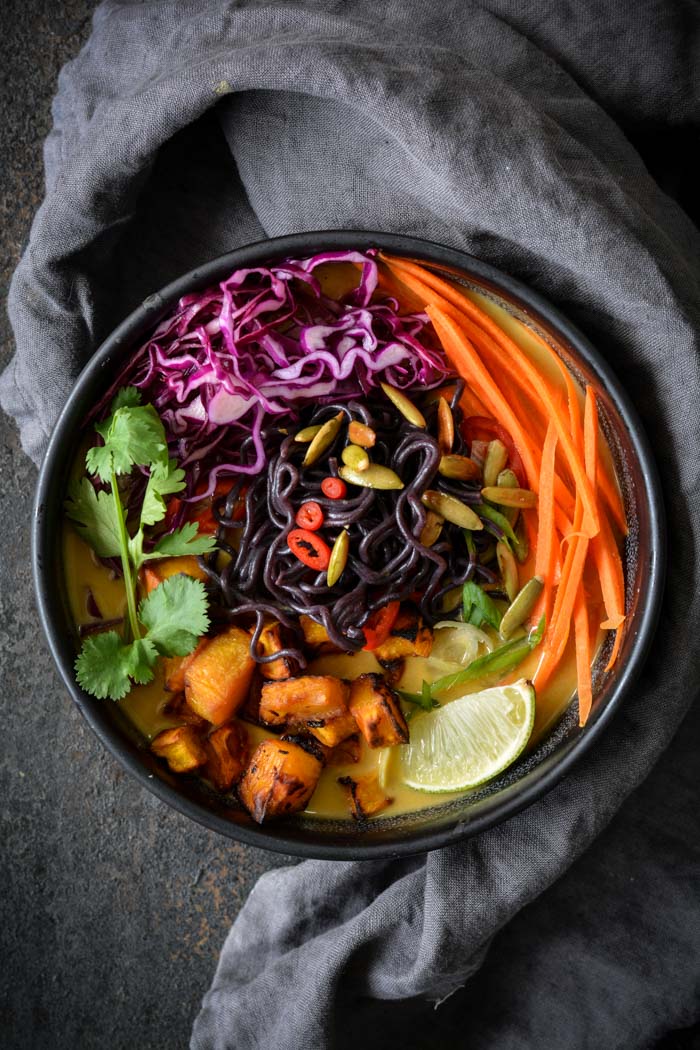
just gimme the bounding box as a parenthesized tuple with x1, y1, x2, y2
(0, 4, 287, 1049)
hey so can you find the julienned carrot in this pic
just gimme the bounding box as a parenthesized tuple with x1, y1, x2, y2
(584, 385, 598, 490)
(535, 421, 558, 626)
(383, 253, 599, 538)
(574, 593, 593, 726)
(425, 306, 542, 489)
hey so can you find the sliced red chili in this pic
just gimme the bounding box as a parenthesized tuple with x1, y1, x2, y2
(461, 416, 526, 487)
(288, 528, 332, 570)
(321, 476, 347, 500)
(362, 601, 401, 651)
(295, 501, 324, 531)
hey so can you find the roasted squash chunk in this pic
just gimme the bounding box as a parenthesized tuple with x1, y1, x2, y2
(142, 555, 209, 594)
(299, 614, 338, 652)
(373, 607, 433, 666)
(184, 626, 255, 725)
(158, 689, 207, 728)
(348, 673, 409, 748)
(163, 639, 209, 693)
(338, 772, 393, 820)
(326, 733, 362, 767)
(260, 675, 350, 726)
(303, 710, 358, 748)
(238, 737, 323, 823)
(256, 622, 292, 681)
(205, 722, 249, 791)
(151, 725, 207, 773)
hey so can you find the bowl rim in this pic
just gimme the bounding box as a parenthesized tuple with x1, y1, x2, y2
(32, 230, 666, 860)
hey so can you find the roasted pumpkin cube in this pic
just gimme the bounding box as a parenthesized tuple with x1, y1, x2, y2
(373, 607, 433, 666)
(185, 626, 255, 725)
(239, 670, 264, 726)
(303, 710, 358, 748)
(348, 673, 409, 748)
(151, 725, 207, 773)
(299, 614, 338, 652)
(205, 722, 249, 791)
(260, 675, 350, 726)
(163, 639, 209, 693)
(238, 737, 323, 823)
(257, 622, 292, 681)
(326, 733, 362, 767)
(338, 772, 393, 820)
(142, 555, 209, 594)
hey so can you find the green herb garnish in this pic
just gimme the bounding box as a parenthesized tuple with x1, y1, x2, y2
(397, 680, 440, 712)
(462, 580, 502, 631)
(474, 503, 518, 548)
(65, 387, 217, 700)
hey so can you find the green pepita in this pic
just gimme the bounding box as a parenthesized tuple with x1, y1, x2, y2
(438, 454, 481, 482)
(497, 468, 520, 526)
(380, 382, 426, 428)
(341, 444, 370, 472)
(421, 490, 484, 530)
(483, 440, 509, 487)
(338, 463, 404, 490)
(295, 424, 322, 442)
(327, 529, 350, 587)
(499, 576, 544, 640)
(348, 420, 376, 448)
(481, 485, 538, 509)
(512, 520, 529, 564)
(496, 540, 520, 603)
(302, 412, 344, 467)
(437, 397, 454, 454)
(419, 509, 445, 547)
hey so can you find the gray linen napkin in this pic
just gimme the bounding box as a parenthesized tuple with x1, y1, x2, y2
(2, 2, 698, 1048)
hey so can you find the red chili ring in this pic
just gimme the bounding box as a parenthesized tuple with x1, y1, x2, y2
(295, 500, 324, 531)
(287, 528, 332, 570)
(321, 476, 347, 500)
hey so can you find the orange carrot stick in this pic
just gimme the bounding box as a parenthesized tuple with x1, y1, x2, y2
(584, 385, 598, 489)
(384, 254, 599, 536)
(574, 593, 593, 726)
(535, 421, 558, 626)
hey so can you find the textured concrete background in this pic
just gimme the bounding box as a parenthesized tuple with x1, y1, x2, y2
(1, 3, 699, 1050)
(0, 4, 289, 1049)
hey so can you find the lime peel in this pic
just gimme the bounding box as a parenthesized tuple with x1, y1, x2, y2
(399, 679, 535, 793)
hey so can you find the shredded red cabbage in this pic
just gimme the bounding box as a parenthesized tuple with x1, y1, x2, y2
(96, 250, 452, 496)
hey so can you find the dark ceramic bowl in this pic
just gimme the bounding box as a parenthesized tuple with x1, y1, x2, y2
(33, 231, 665, 860)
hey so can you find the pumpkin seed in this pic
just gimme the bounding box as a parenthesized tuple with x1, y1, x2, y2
(483, 440, 509, 487)
(348, 420, 376, 448)
(496, 541, 520, 603)
(497, 468, 520, 526)
(419, 510, 445, 547)
(327, 529, 350, 587)
(295, 424, 322, 443)
(421, 490, 484, 530)
(512, 520, 529, 564)
(338, 464, 404, 490)
(380, 382, 426, 428)
(302, 412, 344, 467)
(499, 576, 544, 640)
(437, 397, 454, 455)
(481, 485, 538, 509)
(341, 444, 370, 472)
(438, 454, 481, 482)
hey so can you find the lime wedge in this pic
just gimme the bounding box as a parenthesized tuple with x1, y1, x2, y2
(399, 679, 535, 792)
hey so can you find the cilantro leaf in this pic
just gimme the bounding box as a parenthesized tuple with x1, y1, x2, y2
(64, 478, 122, 558)
(88, 403, 169, 481)
(111, 387, 142, 411)
(462, 581, 502, 631)
(143, 522, 217, 562)
(139, 574, 210, 656)
(75, 632, 158, 699)
(140, 458, 186, 527)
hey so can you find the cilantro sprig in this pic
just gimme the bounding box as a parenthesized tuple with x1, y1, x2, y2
(65, 388, 217, 701)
